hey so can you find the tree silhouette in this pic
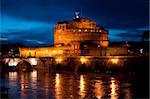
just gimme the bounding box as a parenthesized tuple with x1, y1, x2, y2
(141, 30, 149, 42)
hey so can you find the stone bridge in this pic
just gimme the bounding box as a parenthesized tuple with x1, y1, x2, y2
(1, 56, 147, 72)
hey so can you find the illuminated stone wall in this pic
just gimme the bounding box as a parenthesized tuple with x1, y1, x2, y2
(54, 18, 109, 47)
(20, 46, 127, 57)
(19, 47, 64, 57)
(106, 47, 128, 56)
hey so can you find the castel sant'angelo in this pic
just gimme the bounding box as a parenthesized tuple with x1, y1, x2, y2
(20, 13, 127, 57)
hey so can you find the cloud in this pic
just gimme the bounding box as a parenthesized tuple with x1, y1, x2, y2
(1, 15, 54, 45)
(108, 28, 145, 41)
(136, 26, 150, 31)
(26, 39, 46, 44)
(0, 15, 52, 33)
(115, 33, 142, 38)
(109, 29, 128, 35)
(0, 37, 8, 41)
(1, 28, 54, 46)
(113, 32, 142, 41)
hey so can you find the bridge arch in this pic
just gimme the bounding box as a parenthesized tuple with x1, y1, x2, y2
(17, 60, 33, 71)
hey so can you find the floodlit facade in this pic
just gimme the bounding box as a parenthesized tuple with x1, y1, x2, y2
(20, 14, 127, 57)
(54, 17, 109, 47)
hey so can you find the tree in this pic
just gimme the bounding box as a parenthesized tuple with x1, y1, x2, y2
(141, 30, 150, 42)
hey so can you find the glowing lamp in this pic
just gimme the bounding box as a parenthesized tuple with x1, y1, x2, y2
(80, 57, 88, 64)
(55, 58, 63, 64)
(111, 58, 119, 64)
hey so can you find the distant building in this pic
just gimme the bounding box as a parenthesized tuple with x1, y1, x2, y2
(20, 14, 127, 57)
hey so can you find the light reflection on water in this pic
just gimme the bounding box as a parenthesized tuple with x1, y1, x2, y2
(55, 73, 62, 99)
(2, 70, 132, 99)
(79, 75, 86, 98)
(94, 80, 104, 99)
(110, 77, 119, 99)
(8, 72, 17, 81)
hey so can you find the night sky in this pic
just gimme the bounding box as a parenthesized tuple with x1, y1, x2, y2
(1, 0, 149, 46)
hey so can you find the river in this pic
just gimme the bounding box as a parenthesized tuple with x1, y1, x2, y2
(1, 70, 139, 99)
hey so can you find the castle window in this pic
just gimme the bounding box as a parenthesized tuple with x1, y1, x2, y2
(66, 25, 68, 28)
(84, 45, 87, 48)
(99, 30, 102, 32)
(68, 43, 71, 46)
(84, 29, 87, 32)
(90, 24, 92, 28)
(78, 29, 81, 32)
(93, 24, 96, 27)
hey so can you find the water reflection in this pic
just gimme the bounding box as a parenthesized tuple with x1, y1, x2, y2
(55, 73, 62, 99)
(31, 70, 37, 81)
(79, 75, 86, 98)
(110, 77, 119, 99)
(94, 80, 104, 99)
(3, 71, 133, 98)
(124, 88, 132, 99)
(8, 72, 17, 81)
(19, 72, 31, 98)
(20, 74, 25, 98)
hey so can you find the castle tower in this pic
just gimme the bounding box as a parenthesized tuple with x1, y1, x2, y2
(54, 16, 109, 47)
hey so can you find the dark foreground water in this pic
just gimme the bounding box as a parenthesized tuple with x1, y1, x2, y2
(0, 69, 148, 99)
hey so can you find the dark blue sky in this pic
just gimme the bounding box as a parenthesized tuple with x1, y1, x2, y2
(0, 0, 149, 46)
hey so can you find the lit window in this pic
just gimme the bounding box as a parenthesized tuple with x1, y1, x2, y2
(84, 29, 87, 32)
(84, 45, 87, 47)
(78, 29, 81, 32)
(80, 57, 88, 64)
(99, 30, 102, 32)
